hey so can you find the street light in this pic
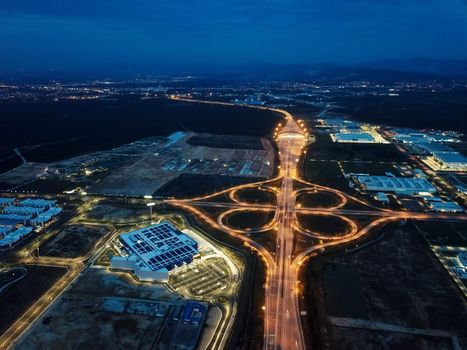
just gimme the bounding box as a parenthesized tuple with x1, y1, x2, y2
(147, 202, 156, 224)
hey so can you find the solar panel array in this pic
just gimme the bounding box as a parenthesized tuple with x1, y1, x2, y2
(121, 222, 199, 272)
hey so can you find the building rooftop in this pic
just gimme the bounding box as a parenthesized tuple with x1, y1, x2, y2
(332, 132, 375, 143)
(0, 226, 33, 247)
(19, 198, 56, 208)
(433, 152, 467, 165)
(417, 142, 455, 154)
(0, 198, 15, 206)
(355, 175, 436, 193)
(120, 222, 199, 273)
(429, 201, 464, 213)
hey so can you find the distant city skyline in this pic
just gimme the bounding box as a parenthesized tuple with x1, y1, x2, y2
(1, 0, 467, 73)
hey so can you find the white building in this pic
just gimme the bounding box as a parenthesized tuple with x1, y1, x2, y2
(331, 132, 376, 143)
(111, 222, 199, 282)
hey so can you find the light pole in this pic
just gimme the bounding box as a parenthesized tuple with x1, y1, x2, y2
(147, 202, 155, 224)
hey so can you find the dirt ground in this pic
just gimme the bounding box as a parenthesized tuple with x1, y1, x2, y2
(16, 269, 185, 350)
(329, 327, 454, 350)
(0, 265, 66, 335)
(85, 202, 148, 223)
(320, 226, 467, 347)
(40, 224, 111, 258)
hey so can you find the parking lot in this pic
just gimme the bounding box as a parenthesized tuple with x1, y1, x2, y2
(170, 257, 231, 297)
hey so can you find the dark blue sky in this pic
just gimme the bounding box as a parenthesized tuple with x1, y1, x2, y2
(1, 0, 467, 73)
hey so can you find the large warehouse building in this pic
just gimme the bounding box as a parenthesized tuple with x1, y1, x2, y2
(354, 175, 436, 194)
(331, 132, 376, 143)
(429, 152, 467, 172)
(111, 222, 199, 282)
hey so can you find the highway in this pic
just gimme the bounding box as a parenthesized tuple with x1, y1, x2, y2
(264, 116, 306, 350)
(165, 99, 467, 350)
(4, 96, 465, 350)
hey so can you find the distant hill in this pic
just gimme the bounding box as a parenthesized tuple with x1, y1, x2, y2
(2, 58, 467, 83)
(359, 58, 467, 78)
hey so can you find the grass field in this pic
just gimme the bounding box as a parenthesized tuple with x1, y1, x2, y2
(226, 210, 275, 230)
(296, 191, 341, 208)
(296, 213, 350, 236)
(308, 131, 407, 162)
(234, 188, 276, 205)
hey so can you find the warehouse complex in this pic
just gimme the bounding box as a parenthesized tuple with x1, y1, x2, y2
(0, 197, 62, 248)
(111, 222, 199, 282)
(391, 128, 467, 172)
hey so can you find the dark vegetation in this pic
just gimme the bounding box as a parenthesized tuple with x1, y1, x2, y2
(415, 221, 467, 246)
(154, 173, 261, 198)
(187, 134, 264, 150)
(13, 179, 91, 194)
(226, 210, 275, 230)
(296, 191, 340, 208)
(0, 152, 22, 174)
(333, 88, 467, 133)
(235, 188, 276, 205)
(0, 265, 67, 334)
(301, 160, 347, 189)
(309, 132, 407, 162)
(296, 214, 349, 236)
(0, 97, 281, 172)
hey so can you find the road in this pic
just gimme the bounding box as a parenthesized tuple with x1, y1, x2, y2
(264, 115, 306, 350)
(0, 218, 117, 350)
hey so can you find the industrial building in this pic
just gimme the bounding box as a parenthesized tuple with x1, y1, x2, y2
(3, 205, 45, 216)
(0, 213, 31, 226)
(353, 175, 436, 194)
(331, 132, 376, 143)
(428, 201, 464, 213)
(30, 207, 63, 227)
(393, 129, 461, 144)
(0, 226, 33, 248)
(20, 198, 56, 208)
(429, 152, 467, 172)
(181, 301, 206, 325)
(111, 222, 199, 282)
(0, 197, 62, 248)
(0, 198, 15, 207)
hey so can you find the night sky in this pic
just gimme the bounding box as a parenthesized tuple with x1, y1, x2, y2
(1, 0, 467, 72)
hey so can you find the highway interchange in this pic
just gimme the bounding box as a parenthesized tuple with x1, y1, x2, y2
(1, 99, 467, 350)
(166, 102, 467, 350)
